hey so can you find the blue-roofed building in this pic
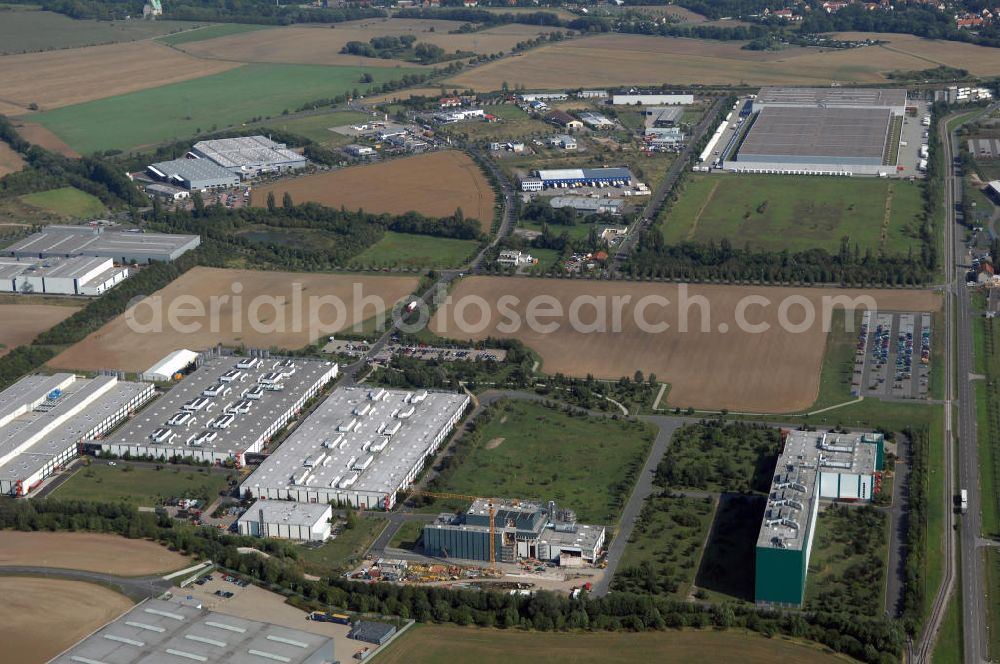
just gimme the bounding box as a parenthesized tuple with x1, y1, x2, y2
(534, 167, 633, 188)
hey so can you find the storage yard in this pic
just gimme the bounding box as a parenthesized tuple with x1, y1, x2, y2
(242, 386, 469, 509)
(0, 302, 81, 357)
(48, 267, 419, 372)
(431, 278, 941, 412)
(0, 576, 135, 664)
(251, 151, 495, 231)
(98, 355, 337, 467)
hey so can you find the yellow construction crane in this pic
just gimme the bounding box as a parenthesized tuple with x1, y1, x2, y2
(406, 490, 514, 568)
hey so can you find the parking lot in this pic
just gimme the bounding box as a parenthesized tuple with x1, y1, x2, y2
(852, 311, 932, 399)
(323, 339, 507, 364)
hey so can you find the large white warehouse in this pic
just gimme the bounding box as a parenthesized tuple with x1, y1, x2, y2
(0, 256, 128, 295)
(0, 373, 154, 496)
(242, 387, 470, 510)
(237, 499, 332, 541)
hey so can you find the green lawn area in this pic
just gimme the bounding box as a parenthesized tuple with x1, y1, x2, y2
(262, 110, 371, 146)
(349, 231, 479, 269)
(388, 520, 425, 550)
(156, 23, 272, 46)
(804, 504, 889, 616)
(296, 515, 386, 576)
(19, 186, 105, 218)
(528, 247, 563, 271)
(978, 316, 1000, 537)
(519, 219, 595, 241)
(926, 407, 947, 622)
(52, 463, 232, 506)
(612, 494, 715, 598)
(0, 9, 197, 54)
(986, 548, 1000, 662)
(28, 63, 421, 153)
(661, 174, 924, 255)
(428, 400, 656, 524)
(933, 588, 963, 664)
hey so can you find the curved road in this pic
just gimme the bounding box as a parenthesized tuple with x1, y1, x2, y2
(0, 566, 171, 601)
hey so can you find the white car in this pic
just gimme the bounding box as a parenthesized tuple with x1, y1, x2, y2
(108, 461, 117, 466)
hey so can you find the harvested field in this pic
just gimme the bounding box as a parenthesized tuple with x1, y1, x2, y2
(49, 267, 419, 372)
(11, 120, 79, 158)
(179, 19, 561, 66)
(444, 32, 994, 89)
(252, 151, 495, 230)
(430, 278, 941, 412)
(0, 303, 81, 357)
(0, 41, 238, 115)
(0, 531, 187, 575)
(0, 9, 197, 55)
(0, 577, 132, 664)
(377, 625, 856, 664)
(0, 142, 25, 177)
(831, 32, 1000, 77)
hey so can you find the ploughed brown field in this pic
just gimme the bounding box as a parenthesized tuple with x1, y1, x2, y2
(49, 267, 419, 372)
(444, 32, 1000, 89)
(0, 303, 82, 357)
(178, 19, 562, 67)
(430, 278, 941, 413)
(0, 142, 25, 177)
(11, 120, 80, 157)
(0, 531, 188, 575)
(252, 151, 495, 231)
(0, 40, 238, 115)
(0, 577, 133, 664)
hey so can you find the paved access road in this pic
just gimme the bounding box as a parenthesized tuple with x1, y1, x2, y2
(0, 566, 172, 602)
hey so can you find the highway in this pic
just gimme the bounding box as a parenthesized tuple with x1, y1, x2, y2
(919, 106, 993, 664)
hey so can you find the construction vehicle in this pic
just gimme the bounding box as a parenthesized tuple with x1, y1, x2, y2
(407, 490, 515, 570)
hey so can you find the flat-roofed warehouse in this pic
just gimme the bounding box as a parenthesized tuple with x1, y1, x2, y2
(95, 355, 338, 467)
(732, 106, 894, 173)
(193, 135, 307, 178)
(2, 225, 200, 264)
(755, 429, 885, 608)
(238, 499, 332, 541)
(0, 255, 128, 295)
(242, 387, 470, 510)
(50, 597, 337, 664)
(0, 373, 154, 496)
(147, 156, 241, 190)
(752, 87, 907, 114)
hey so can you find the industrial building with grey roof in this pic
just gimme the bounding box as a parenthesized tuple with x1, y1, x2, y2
(97, 355, 338, 467)
(192, 136, 307, 178)
(50, 597, 337, 664)
(241, 387, 470, 510)
(2, 225, 200, 264)
(0, 373, 154, 496)
(726, 87, 907, 176)
(148, 156, 241, 190)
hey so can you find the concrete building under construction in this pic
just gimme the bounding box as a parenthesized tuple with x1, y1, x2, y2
(422, 499, 606, 567)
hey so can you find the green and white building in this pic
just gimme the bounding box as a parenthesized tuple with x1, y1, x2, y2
(755, 429, 885, 607)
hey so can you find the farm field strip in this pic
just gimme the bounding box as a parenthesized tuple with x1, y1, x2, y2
(430, 278, 941, 413)
(252, 151, 495, 231)
(0, 142, 25, 177)
(0, 531, 188, 575)
(49, 267, 419, 373)
(0, 303, 82, 358)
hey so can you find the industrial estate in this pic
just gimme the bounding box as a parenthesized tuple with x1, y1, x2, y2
(2, 2, 999, 664)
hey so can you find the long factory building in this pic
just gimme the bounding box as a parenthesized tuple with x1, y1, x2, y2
(241, 387, 470, 510)
(755, 429, 885, 607)
(94, 355, 338, 467)
(0, 373, 154, 496)
(2, 225, 200, 264)
(725, 87, 907, 176)
(520, 167, 633, 192)
(0, 255, 128, 295)
(50, 598, 337, 664)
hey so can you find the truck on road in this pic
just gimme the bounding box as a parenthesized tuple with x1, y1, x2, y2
(961, 489, 969, 514)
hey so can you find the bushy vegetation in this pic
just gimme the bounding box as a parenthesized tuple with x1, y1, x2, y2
(806, 504, 888, 616)
(655, 419, 781, 493)
(341, 35, 463, 65)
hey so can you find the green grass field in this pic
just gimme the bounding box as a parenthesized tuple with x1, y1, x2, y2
(661, 175, 924, 255)
(349, 231, 478, 269)
(986, 548, 1000, 661)
(612, 494, 715, 598)
(388, 520, 425, 550)
(428, 400, 656, 524)
(296, 516, 386, 576)
(156, 23, 272, 46)
(19, 186, 104, 218)
(263, 110, 371, 146)
(52, 463, 232, 506)
(375, 625, 857, 664)
(29, 63, 421, 153)
(933, 589, 963, 664)
(0, 9, 197, 54)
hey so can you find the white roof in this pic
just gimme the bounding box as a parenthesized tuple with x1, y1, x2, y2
(145, 349, 199, 381)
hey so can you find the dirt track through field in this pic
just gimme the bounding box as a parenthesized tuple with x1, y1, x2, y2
(252, 151, 495, 230)
(0, 303, 81, 357)
(49, 267, 419, 372)
(0, 41, 238, 113)
(0, 576, 132, 664)
(0, 531, 187, 575)
(431, 278, 941, 413)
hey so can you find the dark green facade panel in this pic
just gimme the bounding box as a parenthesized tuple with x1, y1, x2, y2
(754, 545, 806, 606)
